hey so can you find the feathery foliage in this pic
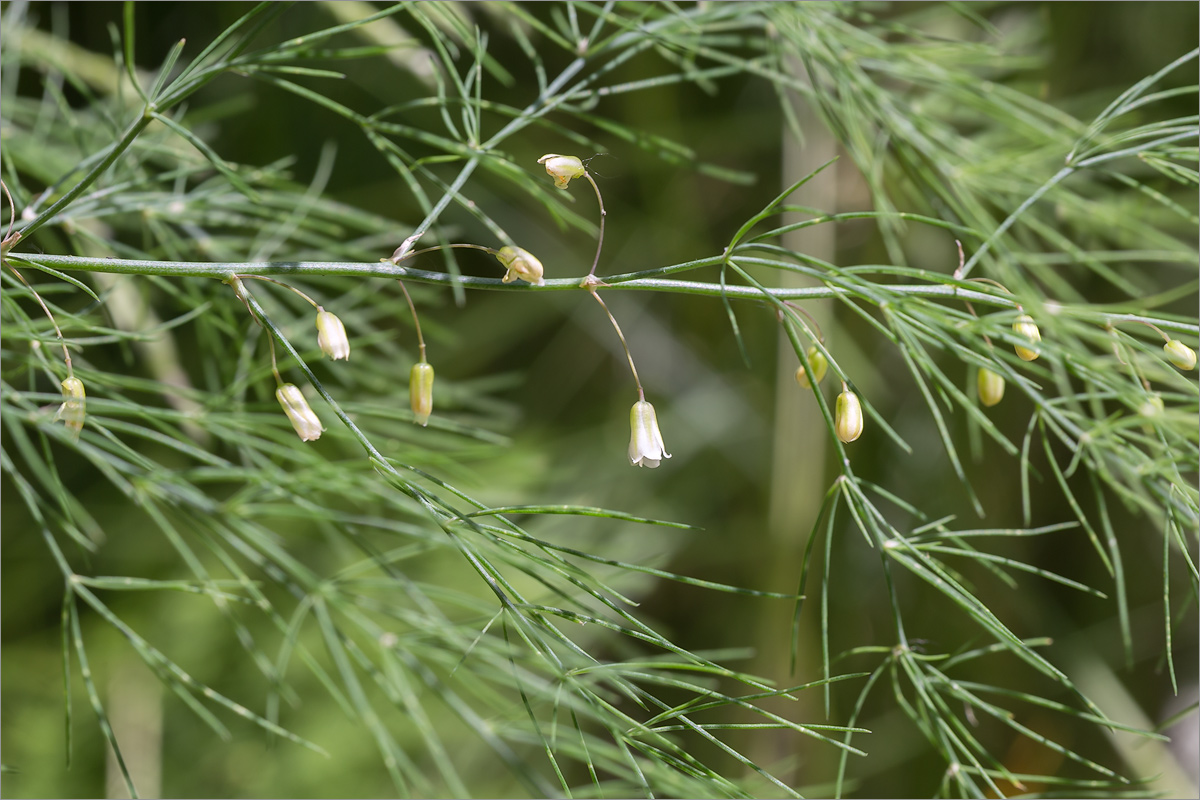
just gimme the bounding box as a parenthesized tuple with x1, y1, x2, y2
(2, 2, 1196, 798)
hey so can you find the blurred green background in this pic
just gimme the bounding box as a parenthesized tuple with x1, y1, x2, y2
(2, 2, 1197, 797)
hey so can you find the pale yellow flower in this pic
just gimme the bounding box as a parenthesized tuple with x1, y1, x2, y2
(835, 389, 863, 443)
(55, 376, 86, 438)
(977, 368, 1005, 407)
(537, 154, 586, 189)
(316, 309, 350, 360)
(410, 362, 434, 426)
(795, 346, 828, 389)
(495, 246, 545, 286)
(1164, 339, 1197, 371)
(1013, 314, 1041, 362)
(276, 383, 324, 442)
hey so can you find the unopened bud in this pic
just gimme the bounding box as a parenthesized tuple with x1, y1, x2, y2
(977, 368, 1005, 407)
(410, 362, 434, 426)
(316, 309, 350, 360)
(795, 346, 828, 389)
(537, 154, 586, 189)
(55, 377, 86, 438)
(276, 383, 324, 442)
(835, 389, 863, 443)
(1013, 314, 1041, 362)
(1139, 394, 1164, 419)
(1164, 340, 1196, 371)
(495, 246, 545, 286)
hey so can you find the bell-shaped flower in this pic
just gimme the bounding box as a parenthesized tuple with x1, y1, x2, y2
(410, 361, 434, 426)
(537, 154, 586, 189)
(1012, 314, 1041, 362)
(55, 376, 86, 438)
(495, 246, 545, 286)
(977, 367, 1005, 407)
(628, 400, 670, 468)
(795, 346, 828, 389)
(276, 383, 324, 442)
(1164, 339, 1197, 371)
(835, 388, 863, 443)
(316, 309, 350, 360)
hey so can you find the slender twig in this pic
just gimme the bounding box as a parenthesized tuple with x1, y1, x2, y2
(237, 274, 321, 309)
(583, 171, 607, 278)
(586, 286, 644, 401)
(397, 280, 426, 363)
(3, 181, 73, 374)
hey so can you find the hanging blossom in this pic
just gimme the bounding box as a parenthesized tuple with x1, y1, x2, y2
(410, 362, 434, 427)
(495, 246, 545, 286)
(628, 400, 671, 468)
(55, 376, 86, 438)
(835, 387, 863, 443)
(276, 383, 324, 442)
(1012, 314, 1042, 362)
(316, 309, 350, 360)
(538, 154, 586, 189)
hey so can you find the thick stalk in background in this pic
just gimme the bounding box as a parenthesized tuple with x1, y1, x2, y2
(747, 75, 837, 784)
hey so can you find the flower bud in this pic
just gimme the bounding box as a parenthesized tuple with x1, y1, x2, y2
(276, 383, 324, 442)
(316, 309, 350, 360)
(795, 346, 828, 389)
(835, 389, 863, 443)
(977, 368, 1005, 407)
(1164, 339, 1197, 371)
(1013, 314, 1041, 362)
(410, 362, 434, 426)
(495, 246, 545, 286)
(1139, 394, 1164, 419)
(1139, 393, 1165, 435)
(537, 154, 586, 189)
(55, 377, 86, 438)
(628, 400, 671, 468)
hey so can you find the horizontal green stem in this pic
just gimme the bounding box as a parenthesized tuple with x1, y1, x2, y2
(13, 253, 1198, 335)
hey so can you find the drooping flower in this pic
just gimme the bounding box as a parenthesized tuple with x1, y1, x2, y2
(276, 383, 324, 442)
(628, 400, 671, 468)
(835, 388, 863, 443)
(410, 361, 434, 426)
(795, 346, 828, 389)
(1164, 339, 1197, 371)
(1012, 314, 1041, 362)
(495, 246, 545, 286)
(977, 368, 1005, 407)
(537, 154, 586, 189)
(316, 309, 350, 360)
(55, 376, 86, 438)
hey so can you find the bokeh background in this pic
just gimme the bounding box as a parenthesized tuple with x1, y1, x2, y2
(3, 2, 1197, 797)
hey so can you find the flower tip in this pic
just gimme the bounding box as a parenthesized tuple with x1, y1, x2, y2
(316, 309, 350, 360)
(835, 389, 863, 443)
(628, 400, 670, 468)
(276, 383, 324, 442)
(1164, 340, 1197, 371)
(410, 362, 434, 426)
